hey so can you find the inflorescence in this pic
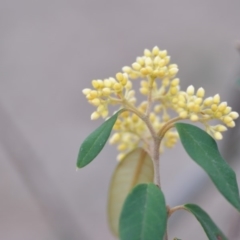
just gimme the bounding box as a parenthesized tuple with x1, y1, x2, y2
(83, 46, 239, 160)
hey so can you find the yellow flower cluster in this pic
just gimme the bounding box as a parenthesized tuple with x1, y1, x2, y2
(109, 109, 178, 161)
(170, 85, 239, 139)
(122, 46, 178, 80)
(82, 73, 136, 120)
(82, 46, 239, 160)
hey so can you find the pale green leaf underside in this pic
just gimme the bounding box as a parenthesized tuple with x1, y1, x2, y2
(108, 148, 154, 236)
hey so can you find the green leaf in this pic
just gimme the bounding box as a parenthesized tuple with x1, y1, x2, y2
(108, 148, 154, 236)
(77, 111, 120, 168)
(175, 123, 240, 211)
(119, 183, 167, 240)
(184, 204, 227, 240)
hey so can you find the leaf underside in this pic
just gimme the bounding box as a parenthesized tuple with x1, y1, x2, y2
(108, 148, 154, 236)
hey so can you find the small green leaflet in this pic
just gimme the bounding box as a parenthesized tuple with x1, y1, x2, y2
(184, 204, 227, 240)
(119, 183, 167, 240)
(77, 111, 120, 168)
(176, 123, 240, 211)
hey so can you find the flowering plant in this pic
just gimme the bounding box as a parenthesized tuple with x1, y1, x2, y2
(77, 47, 240, 240)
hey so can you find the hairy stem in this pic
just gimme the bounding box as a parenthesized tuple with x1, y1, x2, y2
(152, 137, 161, 187)
(145, 77, 154, 117)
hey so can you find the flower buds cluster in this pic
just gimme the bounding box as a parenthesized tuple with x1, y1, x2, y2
(82, 46, 239, 159)
(122, 46, 178, 80)
(172, 85, 239, 139)
(82, 73, 135, 120)
(109, 110, 179, 160)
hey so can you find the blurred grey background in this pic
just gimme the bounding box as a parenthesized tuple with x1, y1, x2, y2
(1, 0, 240, 239)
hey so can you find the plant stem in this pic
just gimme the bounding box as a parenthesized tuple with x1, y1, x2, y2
(152, 137, 161, 187)
(168, 205, 184, 217)
(145, 77, 154, 117)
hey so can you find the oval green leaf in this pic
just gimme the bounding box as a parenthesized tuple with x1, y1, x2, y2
(108, 148, 154, 236)
(175, 123, 240, 211)
(184, 204, 227, 240)
(77, 111, 120, 168)
(119, 183, 167, 240)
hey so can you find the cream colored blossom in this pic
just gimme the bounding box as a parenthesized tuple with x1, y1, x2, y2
(82, 46, 239, 160)
(122, 46, 178, 81)
(82, 73, 136, 119)
(109, 109, 178, 161)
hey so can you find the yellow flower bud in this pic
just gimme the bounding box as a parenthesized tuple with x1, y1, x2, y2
(140, 68, 149, 75)
(101, 110, 108, 118)
(97, 105, 105, 112)
(141, 80, 148, 88)
(190, 114, 199, 122)
(159, 50, 167, 58)
(109, 133, 121, 144)
(211, 104, 218, 112)
(213, 94, 220, 104)
(223, 107, 231, 115)
(136, 57, 145, 65)
(194, 98, 203, 105)
(149, 113, 156, 122)
(132, 114, 139, 122)
(158, 59, 166, 67)
(103, 79, 112, 87)
(158, 67, 167, 77)
(203, 97, 213, 106)
(165, 56, 170, 64)
(223, 116, 232, 123)
(97, 80, 104, 88)
(153, 56, 161, 65)
(140, 87, 148, 95)
(132, 62, 141, 70)
(125, 81, 132, 90)
(154, 105, 162, 113)
(180, 111, 188, 118)
(226, 121, 235, 127)
(196, 87, 205, 98)
(91, 98, 101, 106)
(186, 85, 195, 95)
(122, 66, 132, 73)
(145, 57, 153, 66)
(229, 111, 239, 119)
(91, 111, 100, 120)
(146, 66, 153, 73)
(90, 90, 98, 98)
(214, 132, 223, 140)
(144, 49, 151, 57)
(152, 46, 160, 55)
(82, 88, 91, 95)
(116, 72, 123, 82)
(102, 88, 111, 96)
(92, 80, 99, 89)
(217, 102, 227, 112)
(215, 125, 227, 132)
(168, 68, 179, 77)
(118, 143, 127, 151)
(113, 83, 123, 92)
(170, 87, 178, 95)
(171, 78, 180, 87)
